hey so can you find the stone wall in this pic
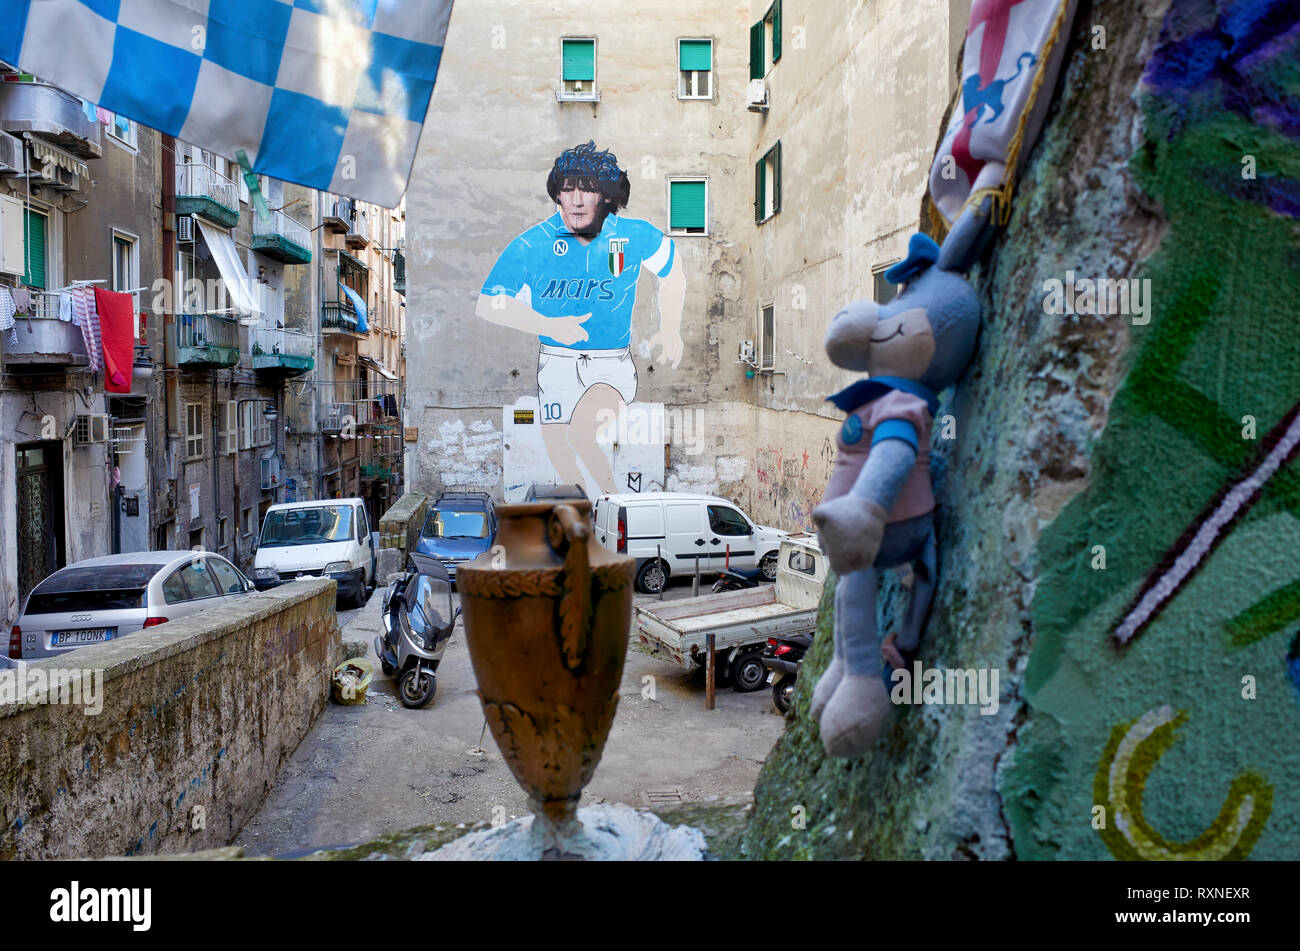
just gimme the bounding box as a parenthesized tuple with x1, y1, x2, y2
(377, 491, 429, 581)
(0, 579, 339, 860)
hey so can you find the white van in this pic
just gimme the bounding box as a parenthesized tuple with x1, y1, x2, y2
(248, 498, 375, 607)
(592, 492, 788, 594)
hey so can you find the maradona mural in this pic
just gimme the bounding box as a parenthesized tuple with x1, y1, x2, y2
(476, 141, 686, 498)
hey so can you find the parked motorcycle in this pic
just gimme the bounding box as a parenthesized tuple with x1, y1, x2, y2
(374, 552, 460, 708)
(761, 631, 814, 714)
(711, 565, 767, 593)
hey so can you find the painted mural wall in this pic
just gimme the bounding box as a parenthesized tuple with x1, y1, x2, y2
(744, 0, 1300, 859)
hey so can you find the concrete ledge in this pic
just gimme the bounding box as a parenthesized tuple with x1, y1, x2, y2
(0, 579, 341, 860)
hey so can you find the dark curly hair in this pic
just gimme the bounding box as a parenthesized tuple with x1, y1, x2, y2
(546, 141, 630, 213)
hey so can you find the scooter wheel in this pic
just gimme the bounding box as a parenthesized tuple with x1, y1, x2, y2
(379, 659, 395, 677)
(398, 668, 437, 708)
(773, 675, 795, 714)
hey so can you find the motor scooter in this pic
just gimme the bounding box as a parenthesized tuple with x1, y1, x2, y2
(711, 565, 766, 593)
(374, 552, 460, 708)
(761, 630, 814, 714)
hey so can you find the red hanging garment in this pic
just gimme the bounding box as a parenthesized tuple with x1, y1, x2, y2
(93, 287, 135, 394)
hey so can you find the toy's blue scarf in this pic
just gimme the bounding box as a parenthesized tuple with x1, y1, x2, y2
(827, 376, 939, 416)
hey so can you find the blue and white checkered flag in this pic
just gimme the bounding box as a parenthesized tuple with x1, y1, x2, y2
(1, 0, 454, 208)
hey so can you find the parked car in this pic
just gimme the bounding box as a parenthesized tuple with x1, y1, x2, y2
(592, 492, 788, 594)
(523, 483, 588, 502)
(415, 492, 498, 582)
(248, 498, 376, 608)
(9, 551, 257, 661)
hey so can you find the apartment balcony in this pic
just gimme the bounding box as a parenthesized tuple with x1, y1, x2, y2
(252, 208, 312, 265)
(0, 80, 102, 159)
(168, 312, 240, 369)
(251, 327, 314, 378)
(321, 300, 366, 337)
(0, 291, 88, 366)
(323, 194, 353, 235)
(360, 463, 393, 481)
(321, 401, 358, 434)
(175, 163, 239, 228)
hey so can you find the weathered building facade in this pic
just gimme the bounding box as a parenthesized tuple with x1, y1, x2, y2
(405, 0, 969, 530)
(0, 65, 408, 627)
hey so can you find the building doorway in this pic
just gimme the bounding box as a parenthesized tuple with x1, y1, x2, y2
(16, 441, 66, 602)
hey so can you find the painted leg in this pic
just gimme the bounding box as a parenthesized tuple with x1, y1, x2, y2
(568, 383, 621, 494)
(809, 576, 850, 721)
(819, 567, 892, 758)
(541, 423, 587, 487)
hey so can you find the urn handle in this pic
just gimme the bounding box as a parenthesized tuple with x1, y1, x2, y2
(548, 503, 591, 670)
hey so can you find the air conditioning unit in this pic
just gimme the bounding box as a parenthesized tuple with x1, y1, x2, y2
(73, 414, 109, 446)
(737, 339, 757, 367)
(0, 131, 22, 175)
(746, 79, 769, 112)
(176, 214, 194, 243)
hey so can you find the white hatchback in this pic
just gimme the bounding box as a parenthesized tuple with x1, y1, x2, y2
(9, 551, 257, 662)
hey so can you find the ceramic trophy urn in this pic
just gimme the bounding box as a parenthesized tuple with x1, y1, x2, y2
(455, 500, 636, 858)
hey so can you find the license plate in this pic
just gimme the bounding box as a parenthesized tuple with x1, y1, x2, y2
(52, 629, 111, 646)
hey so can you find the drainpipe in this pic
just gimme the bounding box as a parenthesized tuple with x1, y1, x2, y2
(211, 374, 220, 550)
(162, 136, 179, 544)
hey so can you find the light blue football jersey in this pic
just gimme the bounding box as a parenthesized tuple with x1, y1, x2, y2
(481, 212, 676, 350)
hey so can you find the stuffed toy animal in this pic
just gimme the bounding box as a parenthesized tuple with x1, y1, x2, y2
(811, 200, 993, 758)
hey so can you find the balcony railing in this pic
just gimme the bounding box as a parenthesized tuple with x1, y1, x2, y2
(250, 327, 314, 376)
(173, 312, 239, 367)
(252, 208, 312, 264)
(175, 163, 239, 226)
(0, 291, 88, 366)
(321, 300, 361, 333)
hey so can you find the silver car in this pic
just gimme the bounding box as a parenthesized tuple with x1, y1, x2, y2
(8, 551, 257, 662)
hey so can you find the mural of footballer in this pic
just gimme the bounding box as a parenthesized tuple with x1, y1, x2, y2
(476, 141, 685, 492)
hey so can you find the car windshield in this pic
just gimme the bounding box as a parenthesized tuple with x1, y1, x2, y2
(425, 510, 488, 539)
(25, 564, 161, 614)
(260, 506, 355, 546)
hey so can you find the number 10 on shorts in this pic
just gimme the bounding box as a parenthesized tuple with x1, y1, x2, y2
(543, 401, 564, 421)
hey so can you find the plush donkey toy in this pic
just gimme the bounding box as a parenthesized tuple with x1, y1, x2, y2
(811, 199, 994, 759)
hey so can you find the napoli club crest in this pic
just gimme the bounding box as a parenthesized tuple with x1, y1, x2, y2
(608, 237, 628, 277)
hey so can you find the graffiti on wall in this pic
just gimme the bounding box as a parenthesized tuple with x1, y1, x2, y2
(749, 440, 835, 532)
(1011, 0, 1300, 859)
(478, 141, 687, 497)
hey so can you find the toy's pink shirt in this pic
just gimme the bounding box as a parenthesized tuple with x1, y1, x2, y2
(822, 389, 934, 522)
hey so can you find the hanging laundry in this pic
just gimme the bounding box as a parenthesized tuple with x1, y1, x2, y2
(11, 287, 30, 315)
(95, 106, 112, 125)
(70, 286, 102, 373)
(82, 98, 97, 123)
(114, 114, 130, 137)
(58, 291, 72, 322)
(0, 286, 16, 348)
(94, 287, 134, 394)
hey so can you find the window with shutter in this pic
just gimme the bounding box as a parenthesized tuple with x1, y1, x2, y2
(561, 38, 597, 99)
(669, 180, 708, 234)
(679, 39, 713, 99)
(22, 208, 46, 289)
(756, 142, 782, 223)
(750, 1, 782, 78)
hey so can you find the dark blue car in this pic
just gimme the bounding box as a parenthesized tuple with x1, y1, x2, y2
(415, 492, 497, 582)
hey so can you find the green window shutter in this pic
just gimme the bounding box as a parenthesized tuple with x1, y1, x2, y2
(749, 21, 764, 79)
(754, 158, 765, 224)
(772, 0, 782, 63)
(679, 40, 712, 72)
(670, 181, 707, 231)
(773, 141, 782, 215)
(562, 39, 595, 81)
(22, 209, 46, 289)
